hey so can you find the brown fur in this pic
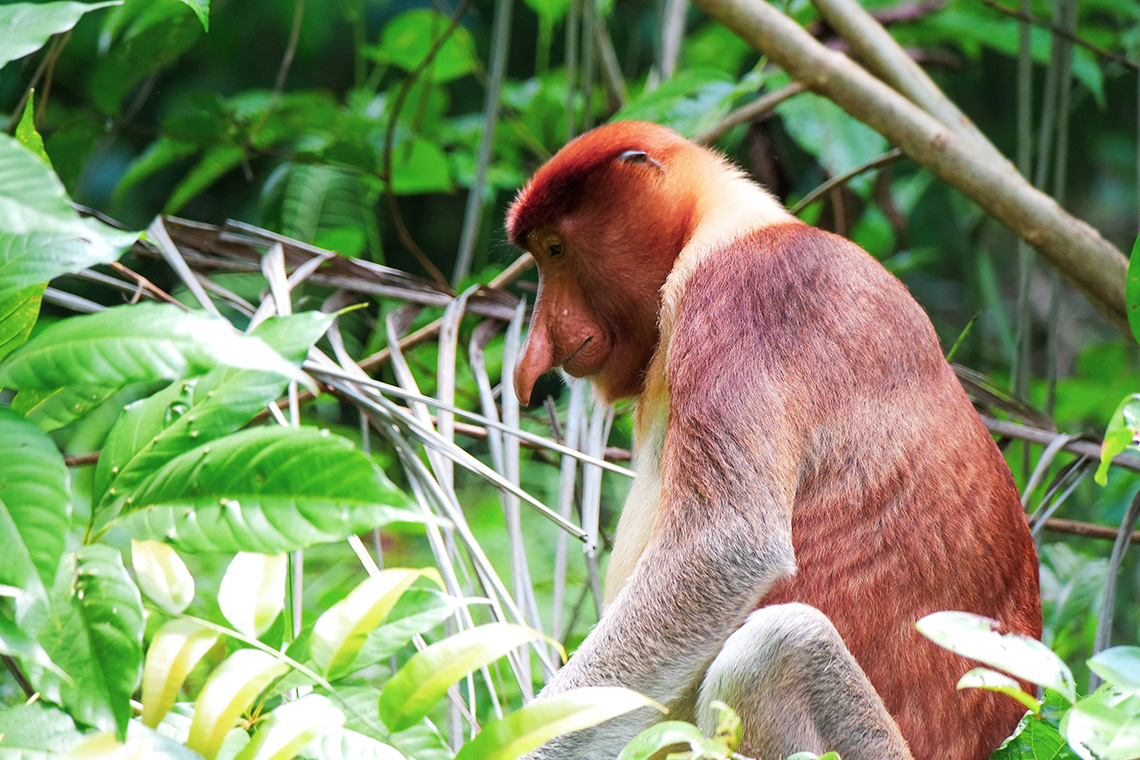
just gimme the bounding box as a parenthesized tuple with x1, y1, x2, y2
(509, 121, 1041, 760)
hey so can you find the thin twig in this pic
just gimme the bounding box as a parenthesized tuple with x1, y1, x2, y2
(789, 148, 904, 215)
(693, 81, 807, 145)
(381, 0, 470, 287)
(976, 0, 1138, 71)
(1042, 518, 1140, 545)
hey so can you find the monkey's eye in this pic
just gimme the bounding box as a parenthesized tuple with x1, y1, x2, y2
(548, 243, 563, 257)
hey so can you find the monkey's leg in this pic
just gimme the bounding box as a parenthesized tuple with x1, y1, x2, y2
(697, 603, 913, 760)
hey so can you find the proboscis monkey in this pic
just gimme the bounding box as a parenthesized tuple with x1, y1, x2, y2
(507, 121, 1041, 760)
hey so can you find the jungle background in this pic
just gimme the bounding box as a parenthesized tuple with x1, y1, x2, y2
(0, 0, 1139, 756)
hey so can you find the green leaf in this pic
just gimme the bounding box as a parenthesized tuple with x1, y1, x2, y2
(778, 91, 889, 194)
(957, 667, 1042, 713)
(917, 611, 1076, 703)
(131, 539, 195, 613)
(14, 382, 137, 432)
(0, 283, 44, 363)
(218, 553, 286, 638)
(617, 721, 717, 760)
(175, 0, 208, 30)
(0, 700, 79, 755)
(371, 10, 477, 83)
(91, 0, 202, 114)
(614, 69, 742, 139)
(1062, 687, 1140, 760)
(351, 589, 463, 671)
(0, 1, 120, 69)
(454, 687, 660, 760)
(0, 134, 139, 304)
(991, 711, 1077, 760)
(311, 569, 430, 680)
(234, 694, 345, 760)
(91, 311, 333, 525)
(390, 138, 454, 195)
(164, 145, 245, 214)
(120, 426, 420, 554)
(115, 137, 199, 202)
(0, 612, 68, 679)
(1126, 233, 1140, 345)
(141, 619, 220, 728)
(0, 407, 70, 593)
(35, 546, 145, 740)
(16, 94, 50, 165)
(379, 623, 556, 732)
(1089, 647, 1140, 693)
(309, 727, 411, 760)
(187, 648, 291, 760)
(0, 302, 308, 393)
(1096, 394, 1140, 486)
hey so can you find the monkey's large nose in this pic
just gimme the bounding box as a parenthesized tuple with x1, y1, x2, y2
(513, 325, 554, 406)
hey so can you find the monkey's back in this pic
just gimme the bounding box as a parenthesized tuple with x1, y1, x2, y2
(686, 222, 1041, 760)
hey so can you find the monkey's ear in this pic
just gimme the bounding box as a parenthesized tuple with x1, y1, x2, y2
(617, 150, 664, 172)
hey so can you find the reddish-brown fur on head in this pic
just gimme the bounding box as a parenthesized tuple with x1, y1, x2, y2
(507, 122, 706, 404)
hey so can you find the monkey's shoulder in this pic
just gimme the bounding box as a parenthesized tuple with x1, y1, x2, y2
(667, 222, 946, 390)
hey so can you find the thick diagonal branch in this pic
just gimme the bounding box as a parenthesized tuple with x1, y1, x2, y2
(693, 0, 1129, 333)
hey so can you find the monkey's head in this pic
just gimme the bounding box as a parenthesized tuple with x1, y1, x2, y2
(507, 121, 706, 405)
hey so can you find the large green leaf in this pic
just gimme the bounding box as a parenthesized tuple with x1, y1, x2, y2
(614, 69, 745, 139)
(90, 310, 333, 528)
(454, 687, 660, 760)
(0, 700, 79, 756)
(0, 407, 70, 593)
(0, 1, 120, 69)
(120, 426, 420, 553)
(0, 302, 307, 393)
(917, 611, 1076, 703)
(369, 10, 477, 83)
(0, 134, 138, 304)
(379, 623, 553, 732)
(35, 546, 144, 740)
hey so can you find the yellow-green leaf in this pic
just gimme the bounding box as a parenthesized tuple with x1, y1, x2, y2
(379, 623, 560, 732)
(141, 619, 219, 728)
(218, 553, 286, 639)
(187, 648, 289, 760)
(131, 540, 195, 614)
(456, 687, 660, 760)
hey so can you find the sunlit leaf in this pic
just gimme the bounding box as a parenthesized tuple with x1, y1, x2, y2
(187, 648, 290, 760)
(0, 302, 308, 393)
(0, 406, 70, 593)
(0, 1, 120, 69)
(218, 553, 286, 638)
(617, 721, 716, 760)
(311, 568, 429, 679)
(0, 134, 138, 304)
(957, 667, 1041, 713)
(455, 687, 660, 760)
(1097, 394, 1140, 485)
(1089, 647, 1140, 693)
(141, 619, 220, 728)
(131, 539, 195, 613)
(234, 694, 345, 760)
(917, 611, 1076, 703)
(121, 426, 420, 554)
(380, 623, 558, 732)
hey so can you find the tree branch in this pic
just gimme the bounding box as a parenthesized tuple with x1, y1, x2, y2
(691, 0, 1129, 333)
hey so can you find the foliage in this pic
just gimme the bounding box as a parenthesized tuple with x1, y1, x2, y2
(920, 612, 1140, 760)
(0, 0, 1138, 757)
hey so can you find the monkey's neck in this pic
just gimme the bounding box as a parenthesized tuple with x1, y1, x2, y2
(659, 167, 793, 347)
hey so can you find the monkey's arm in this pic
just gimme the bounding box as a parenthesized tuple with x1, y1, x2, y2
(526, 271, 804, 756)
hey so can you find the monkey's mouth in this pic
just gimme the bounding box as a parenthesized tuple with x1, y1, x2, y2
(560, 336, 595, 376)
